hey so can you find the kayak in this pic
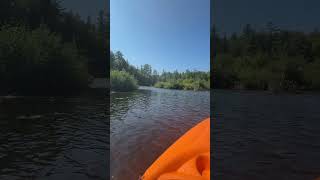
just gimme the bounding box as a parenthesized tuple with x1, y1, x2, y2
(142, 118, 210, 180)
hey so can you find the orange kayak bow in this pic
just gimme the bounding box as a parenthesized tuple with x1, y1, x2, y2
(142, 118, 210, 180)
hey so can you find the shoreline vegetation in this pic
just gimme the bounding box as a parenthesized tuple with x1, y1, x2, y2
(110, 51, 210, 92)
(0, 0, 108, 95)
(212, 23, 320, 93)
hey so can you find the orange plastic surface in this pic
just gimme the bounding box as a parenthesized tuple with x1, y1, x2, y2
(142, 118, 210, 180)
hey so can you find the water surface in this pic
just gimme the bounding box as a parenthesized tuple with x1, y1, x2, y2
(0, 95, 108, 180)
(213, 90, 320, 180)
(111, 87, 209, 180)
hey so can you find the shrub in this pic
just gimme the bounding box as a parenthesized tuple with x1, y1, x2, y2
(111, 70, 138, 91)
(303, 59, 320, 89)
(0, 25, 89, 95)
(155, 78, 210, 91)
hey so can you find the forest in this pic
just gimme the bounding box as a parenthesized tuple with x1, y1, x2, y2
(110, 50, 210, 91)
(212, 22, 320, 92)
(0, 0, 108, 95)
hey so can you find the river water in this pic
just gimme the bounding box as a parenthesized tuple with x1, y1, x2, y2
(110, 86, 210, 180)
(213, 90, 320, 180)
(3, 88, 316, 180)
(0, 94, 108, 180)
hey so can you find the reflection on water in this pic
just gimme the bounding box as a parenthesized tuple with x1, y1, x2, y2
(110, 87, 210, 180)
(0, 95, 108, 180)
(213, 90, 320, 180)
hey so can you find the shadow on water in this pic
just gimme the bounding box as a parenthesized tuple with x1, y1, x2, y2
(0, 95, 108, 180)
(111, 87, 210, 180)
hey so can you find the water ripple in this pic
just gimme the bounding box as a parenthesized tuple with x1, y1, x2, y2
(213, 90, 320, 180)
(111, 87, 209, 180)
(0, 96, 108, 180)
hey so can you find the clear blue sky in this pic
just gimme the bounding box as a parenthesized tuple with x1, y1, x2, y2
(111, 0, 210, 72)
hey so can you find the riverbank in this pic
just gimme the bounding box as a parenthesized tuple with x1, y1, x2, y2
(0, 1, 107, 97)
(0, 78, 109, 97)
(111, 50, 210, 92)
(154, 80, 209, 91)
(154, 86, 210, 91)
(212, 25, 320, 92)
(111, 86, 210, 93)
(213, 87, 320, 96)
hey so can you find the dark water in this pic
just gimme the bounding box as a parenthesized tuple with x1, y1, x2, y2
(110, 87, 210, 180)
(213, 90, 320, 180)
(0, 95, 108, 180)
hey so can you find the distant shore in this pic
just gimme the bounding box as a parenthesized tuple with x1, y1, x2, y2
(212, 87, 320, 95)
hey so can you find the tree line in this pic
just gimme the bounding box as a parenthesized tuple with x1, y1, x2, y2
(212, 23, 320, 92)
(0, 0, 108, 95)
(110, 50, 210, 91)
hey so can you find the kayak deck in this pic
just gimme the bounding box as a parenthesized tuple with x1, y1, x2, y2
(142, 118, 210, 180)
